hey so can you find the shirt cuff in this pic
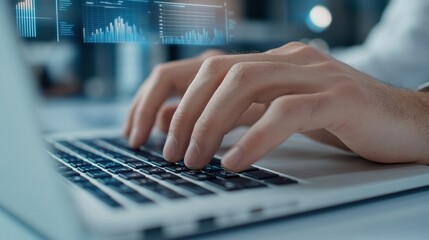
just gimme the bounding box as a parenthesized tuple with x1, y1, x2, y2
(417, 82, 429, 92)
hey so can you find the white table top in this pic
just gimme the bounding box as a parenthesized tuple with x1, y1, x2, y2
(2, 100, 429, 240)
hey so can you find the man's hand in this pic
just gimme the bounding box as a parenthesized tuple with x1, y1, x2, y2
(124, 42, 429, 172)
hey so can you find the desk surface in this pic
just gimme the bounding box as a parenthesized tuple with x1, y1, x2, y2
(2, 100, 429, 240)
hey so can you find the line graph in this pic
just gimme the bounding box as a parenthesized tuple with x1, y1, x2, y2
(156, 1, 228, 46)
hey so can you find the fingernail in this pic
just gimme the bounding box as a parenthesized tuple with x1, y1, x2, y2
(163, 135, 178, 161)
(184, 140, 200, 167)
(222, 147, 242, 170)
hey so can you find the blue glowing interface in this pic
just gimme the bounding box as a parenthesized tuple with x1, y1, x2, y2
(11, 0, 235, 46)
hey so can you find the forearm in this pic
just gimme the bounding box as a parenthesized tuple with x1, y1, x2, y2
(413, 91, 429, 164)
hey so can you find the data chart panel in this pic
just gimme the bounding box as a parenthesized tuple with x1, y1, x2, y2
(82, 0, 150, 44)
(155, 1, 229, 46)
(15, 0, 37, 38)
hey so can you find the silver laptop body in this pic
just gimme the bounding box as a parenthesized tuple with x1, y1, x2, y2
(1, 3, 429, 240)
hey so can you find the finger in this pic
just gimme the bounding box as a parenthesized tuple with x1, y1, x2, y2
(222, 93, 336, 172)
(122, 87, 146, 137)
(183, 62, 330, 168)
(155, 101, 267, 135)
(303, 130, 351, 151)
(233, 103, 269, 127)
(155, 102, 179, 134)
(165, 52, 313, 162)
(128, 51, 221, 148)
(267, 42, 330, 65)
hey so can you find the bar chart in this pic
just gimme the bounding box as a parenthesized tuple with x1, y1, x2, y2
(161, 28, 225, 45)
(15, 0, 37, 38)
(156, 1, 228, 46)
(83, 0, 150, 44)
(84, 16, 147, 43)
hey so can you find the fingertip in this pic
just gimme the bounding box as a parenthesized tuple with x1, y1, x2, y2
(122, 124, 131, 138)
(184, 140, 201, 168)
(221, 146, 243, 172)
(163, 134, 178, 161)
(129, 129, 142, 149)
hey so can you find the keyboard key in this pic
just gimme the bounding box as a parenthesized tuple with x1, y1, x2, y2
(85, 186, 109, 198)
(242, 170, 278, 180)
(164, 165, 189, 173)
(139, 167, 165, 175)
(75, 181, 96, 189)
(109, 183, 137, 194)
(98, 177, 123, 187)
(116, 157, 139, 164)
(100, 197, 122, 208)
(62, 170, 80, 177)
(96, 161, 122, 169)
(203, 165, 223, 173)
(211, 170, 239, 179)
(69, 160, 91, 168)
(51, 149, 71, 159)
(122, 192, 153, 204)
(182, 171, 215, 181)
(146, 155, 174, 167)
(57, 165, 70, 172)
(61, 156, 80, 163)
(152, 185, 186, 199)
(118, 172, 146, 180)
(86, 156, 108, 163)
(66, 175, 88, 183)
(152, 172, 180, 180)
(262, 177, 298, 186)
(132, 178, 158, 187)
(204, 179, 241, 191)
(177, 182, 215, 196)
(229, 177, 267, 189)
(127, 161, 152, 169)
(165, 177, 191, 185)
(77, 165, 100, 173)
(77, 182, 122, 207)
(102, 150, 123, 159)
(209, 158, 222, 166)
(86, 171, 111, 179)
(134, 149, 154, 159)
(108, 166, 133, 174)
(240, 166, 260, 172)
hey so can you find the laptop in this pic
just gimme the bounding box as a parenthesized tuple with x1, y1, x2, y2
(2, 2, 429, 240)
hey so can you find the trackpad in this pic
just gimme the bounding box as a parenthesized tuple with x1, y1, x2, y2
(219, 129, 404, 180)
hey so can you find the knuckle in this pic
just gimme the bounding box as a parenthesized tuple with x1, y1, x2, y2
(268, 41, 306, 54)
(276, 99, 301, 116)
(294, 45, 320, 56)
(200, 49, 225, 58)
(150, 63, 172, 82)
(169, 108, 188, 133)
(228, 63, 253, 83)
(285, 41, 307, 50)
(200, 56, 224, 73)
(152, 63, 169, 75)
(194, 115, 214, 136)
(316, 61, 341, 72)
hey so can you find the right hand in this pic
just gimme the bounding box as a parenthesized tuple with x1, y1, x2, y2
(123, 49, 349, 159)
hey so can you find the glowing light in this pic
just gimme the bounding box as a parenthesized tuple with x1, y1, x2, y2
(308, 5, 332, 32)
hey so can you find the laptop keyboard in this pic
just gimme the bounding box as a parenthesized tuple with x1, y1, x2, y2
(48, 137, 298, 208)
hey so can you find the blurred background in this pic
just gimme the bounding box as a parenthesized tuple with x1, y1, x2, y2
(11, 0, 390, 132)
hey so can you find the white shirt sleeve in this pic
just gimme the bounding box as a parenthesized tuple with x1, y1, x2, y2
(332, 0, 429, 90)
